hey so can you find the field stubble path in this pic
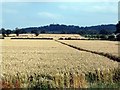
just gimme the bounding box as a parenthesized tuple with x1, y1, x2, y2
(55, 40, 120, 62)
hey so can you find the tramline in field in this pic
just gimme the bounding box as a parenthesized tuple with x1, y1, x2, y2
(1, 38, 119, 88)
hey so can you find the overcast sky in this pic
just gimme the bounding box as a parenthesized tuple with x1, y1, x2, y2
(1, 1, 119, 29)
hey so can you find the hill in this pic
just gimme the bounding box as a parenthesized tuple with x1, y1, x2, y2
(0, 24, 116, 35)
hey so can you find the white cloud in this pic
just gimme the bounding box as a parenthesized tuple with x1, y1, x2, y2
(38, 12, 63, 19)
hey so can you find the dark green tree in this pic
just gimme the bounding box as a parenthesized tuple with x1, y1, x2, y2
(6, 29, 11, 36)
(116, 21, 120, 34)
(116, 34, 120, 41)
(40, 30, 46, 34)
(31, 30, 39, 36)
(15, 27, 20, 36)
(108, 35, 116, 41)
(99, 29, 109, 35)
(1, 28, 6, 37)
(115, 21, 120, 41)
(60, 30, 66, 34)
(100, 35, 108, 40)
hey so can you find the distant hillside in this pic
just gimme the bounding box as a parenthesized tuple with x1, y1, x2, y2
(1, 24, 116, 35)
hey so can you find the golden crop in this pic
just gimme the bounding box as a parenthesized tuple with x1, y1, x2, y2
(3, 34, 85, 40)
(60, 40, 119, 57)
(1, 39, 118, 75)
(0, 36, 119, 88)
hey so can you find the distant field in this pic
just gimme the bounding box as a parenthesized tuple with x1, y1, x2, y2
(0, 34, 86, 40)
(1, 38, 119, 88)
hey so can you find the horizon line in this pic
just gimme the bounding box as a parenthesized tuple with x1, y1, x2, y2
(1, 23, 117, 30)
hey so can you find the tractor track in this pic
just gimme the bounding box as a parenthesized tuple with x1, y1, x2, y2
(55, 40, 120, 62)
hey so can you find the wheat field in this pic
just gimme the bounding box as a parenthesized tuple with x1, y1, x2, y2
(0, 38, 119, 88)
(2, 34, 85, 40)
(1, 39, 118, 74)
(59, 40, 119, 57)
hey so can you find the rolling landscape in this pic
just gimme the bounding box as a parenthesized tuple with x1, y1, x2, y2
(0, 1, 120, 89)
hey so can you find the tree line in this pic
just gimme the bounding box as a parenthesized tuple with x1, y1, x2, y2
(0, 23, 120, 41)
